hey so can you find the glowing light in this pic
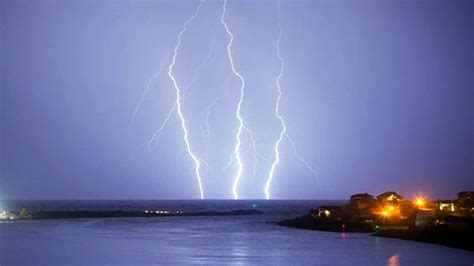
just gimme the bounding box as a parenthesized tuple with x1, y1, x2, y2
(167, 0, 205, 199)
(387, 254, 400, 266)
(376, 205, 395, 218)
(414, 196, 426, 208)
(221, 0, 247, 200)
(438, 202, 455, 212)
(265, 0, 287, 200)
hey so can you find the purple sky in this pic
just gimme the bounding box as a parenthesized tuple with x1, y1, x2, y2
(1, 0, 473, 200)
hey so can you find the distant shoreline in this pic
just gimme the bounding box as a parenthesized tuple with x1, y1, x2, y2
(0, 209, 263, 221)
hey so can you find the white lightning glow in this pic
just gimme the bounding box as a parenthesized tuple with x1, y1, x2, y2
(147, 102, 176, 150)
(199, 88, 222, 180)
(148, 30, 217, 150)
(168, 0, 205, 199)
(201, 93, 220, 157)
(221, 0, 246, 200)
(244, 126, 268, 183)
(287, 134, 317, 177)
(129, 52, 172, 130)
(200, 66, 225, 157)
(264, 0, 286, 200)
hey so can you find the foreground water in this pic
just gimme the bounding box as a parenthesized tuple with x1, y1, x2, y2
(0, 200, 473, 265)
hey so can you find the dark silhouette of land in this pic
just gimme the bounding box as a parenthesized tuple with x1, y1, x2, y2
(277, 191, 474, 251)
(1, 209, 263, 221)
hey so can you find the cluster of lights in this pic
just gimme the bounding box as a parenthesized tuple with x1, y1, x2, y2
(0, 210, 15, 221)
(376, 195, 430, 219)
(438, 203, 455, 212)
(144, 210, 183, 215)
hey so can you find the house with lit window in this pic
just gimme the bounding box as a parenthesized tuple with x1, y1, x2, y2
(435, 200, 457, 213)
(310, 206, 343, 219)
(376, 192, 404, 205)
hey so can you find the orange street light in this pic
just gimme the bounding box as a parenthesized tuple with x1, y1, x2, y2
(414, 196, 426, 208)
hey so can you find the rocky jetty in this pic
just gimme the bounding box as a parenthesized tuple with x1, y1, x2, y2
(2, 209, 263, 221)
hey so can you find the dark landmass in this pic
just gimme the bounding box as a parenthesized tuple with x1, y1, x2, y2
(277, 214, 374, 233)
(277, 213, 474, 251)
(373, 227, 474, 251)
(276, 191, 474, 251)
(278, 214, 474, 251)
(4, 209, 263, 221)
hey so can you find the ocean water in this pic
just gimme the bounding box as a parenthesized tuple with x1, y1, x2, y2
(0, 200, 473, 265)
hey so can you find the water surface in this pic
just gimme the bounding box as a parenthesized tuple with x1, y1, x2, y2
(0, 200, 472, 265)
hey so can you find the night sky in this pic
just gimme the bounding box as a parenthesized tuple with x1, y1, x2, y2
(1, 0, 472, 200)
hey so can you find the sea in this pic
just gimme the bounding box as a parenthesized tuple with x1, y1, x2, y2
(0, 200, 473, 265)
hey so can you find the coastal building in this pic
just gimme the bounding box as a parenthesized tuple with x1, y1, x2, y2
(373, 192, 407, 220)
(376, 192, 404, 205)
(436, 200, 457, 213)
(457, 191, 474, 215)
(457, 191, 473, 202)
(347, 193, 376, 212)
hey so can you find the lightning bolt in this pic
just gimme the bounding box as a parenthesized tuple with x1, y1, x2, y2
(221, 0, 247, 200)
(167, 0, 205, 199)
(129, 52, 172, 131)
(264, 0, 286, 200)
(148, 30, 217, 150)
(264, 0, 317, 200)
(286, 134, 317, 177)
(147, 102, 175, 150)
(199, 81, 224, 180)
(199, 36, 223, 160)
(201, 91, 221, 159)
(134, 0, 314, 200)
(244, 126, 270, 183)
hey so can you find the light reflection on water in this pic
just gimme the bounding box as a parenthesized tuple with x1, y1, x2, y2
(387, 253, 400, 266)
